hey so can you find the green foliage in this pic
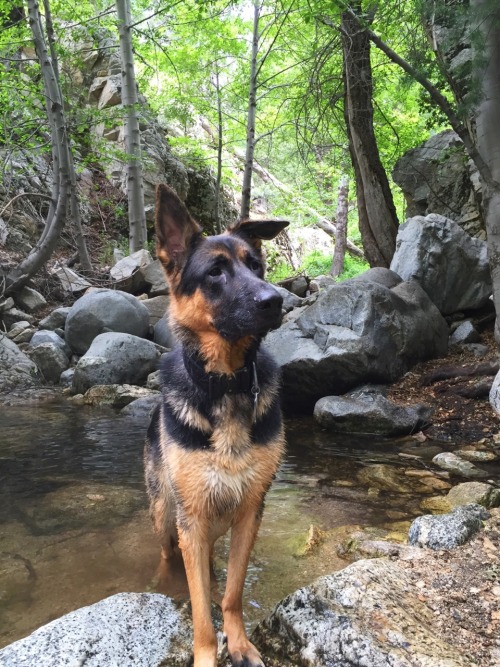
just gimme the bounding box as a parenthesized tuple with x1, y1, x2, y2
(267, 249, 369, 284)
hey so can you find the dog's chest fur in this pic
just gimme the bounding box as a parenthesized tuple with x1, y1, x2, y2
(149, 346, 284, 523)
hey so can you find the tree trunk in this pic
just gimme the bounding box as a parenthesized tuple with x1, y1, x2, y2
(472, 0, 500, 341)
(240, 0, 260, 221)
(213, 64, 223, 234)
(341, 4, 399, 267)
(116, 0, 147, 252)
(5, 0, 70, 294)
(330, 175, 349, 278)
(42, 0, 92, 272)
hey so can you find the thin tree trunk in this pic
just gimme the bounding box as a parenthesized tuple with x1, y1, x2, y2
(6, 0, 69, 294)
(341, 5, 399, 267)
(116, 0, 147, 252)
(214, 64, 223, 234)
(330, 175, 349, 277)
(472, 0, 500, 341)
(42, 0, 92, 272)
(240, 0, 260, 221)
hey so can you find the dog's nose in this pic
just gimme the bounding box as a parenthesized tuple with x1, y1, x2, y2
(254, 286, 283, 312)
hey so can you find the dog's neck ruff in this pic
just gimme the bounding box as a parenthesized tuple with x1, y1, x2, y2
(182, 347, 259, 401)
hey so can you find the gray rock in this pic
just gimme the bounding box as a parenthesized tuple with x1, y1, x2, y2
(314, 385, 433, 436)
(253, 558, 469, 666)
(446, 482, 500, 509)
(273, 285, 303, 313)
(143, 259, 169, 296)
(39, 307, 70, 331)
(10, 327, 36, 344)
(30, 330, 71, 358)
(72, 332, 160, 394)
(0, 592, 194, 667)
(390, 214, 491, 314)
(109, 249, 153, 293)
(28, 343, 69, 384)
(154, 317, 176, 349)
(266, 270, 448, 411)
(7, 321, 32, 339)
(65, 289, 150, 355)
(350, 267, 402, 289)
(289, 276, 308, 297)
(51, 266, 92, 294)
(462, 343, 489, 357)
(432, 452, 488, 478)
(0, 333, 39, 390)
(142, 295, 169, 326)
(449, 320, 480, 346)
(83, 384, 160, 409)
(15, 286, 47, 313)
(392, 130, 482, 237)
(489, 369, 500, 416)
(1, 307, 34, 330)
(121, 394, 162, 418)
(147, 370, 162, 390)
(59, 368, 75, 388)
(408, 503, 490, 550)
(0, 297, 15, 313)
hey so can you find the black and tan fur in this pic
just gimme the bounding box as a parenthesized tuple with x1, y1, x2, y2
(145, 184, 288, 667)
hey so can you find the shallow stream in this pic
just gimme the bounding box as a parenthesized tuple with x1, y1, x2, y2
(0, 399, 474, 648)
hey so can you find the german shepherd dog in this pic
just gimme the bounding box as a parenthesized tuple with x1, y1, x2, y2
(145, 185, 288, 667)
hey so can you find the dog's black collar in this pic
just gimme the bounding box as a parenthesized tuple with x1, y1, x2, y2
(182, 348, 258, 401)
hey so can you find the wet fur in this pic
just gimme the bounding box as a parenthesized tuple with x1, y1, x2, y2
(144, 185, 287, 667)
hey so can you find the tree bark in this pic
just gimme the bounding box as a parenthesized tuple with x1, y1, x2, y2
(472, 0, 500, 341)
(116, 0, 147, 252)
(330, 175, 349, 277)
(42, 0, 92, 272)
(341, 5, 399, 267)
(213, 64, 223, 234)
(240, 0, 260, 221)
(5, 0, 70, 294)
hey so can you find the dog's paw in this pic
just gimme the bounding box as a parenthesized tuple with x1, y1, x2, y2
(228, 641, 264, 667)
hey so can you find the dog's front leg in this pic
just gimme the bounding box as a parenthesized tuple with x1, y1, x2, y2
(178, 524, 217, 667)
(222, 505, 264, 667)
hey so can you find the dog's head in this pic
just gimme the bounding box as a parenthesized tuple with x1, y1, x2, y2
(155, 184, 288, 349)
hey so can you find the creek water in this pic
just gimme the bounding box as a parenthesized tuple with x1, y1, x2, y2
(0, 399, 449, 648)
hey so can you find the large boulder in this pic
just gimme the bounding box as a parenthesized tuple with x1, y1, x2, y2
(266, 269, 449, 411)
(390, 214, 491, 314)
(252, 558, 470, 666)
(0, 333, 39, 391)
(65, 289, 150, 355)
(0, 593, 194, 667)
(314, 386, 433, 436)
(72, 332, 160, 394)
(392, 130, 482, 237)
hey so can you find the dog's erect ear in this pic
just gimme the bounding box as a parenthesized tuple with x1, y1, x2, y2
(228, 219, 289, 251)
(155, 184, 202, 273)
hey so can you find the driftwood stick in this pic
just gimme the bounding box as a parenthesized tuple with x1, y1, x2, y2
(421, 361, 500, 386)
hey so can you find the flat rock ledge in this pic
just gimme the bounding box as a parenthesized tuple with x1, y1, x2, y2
(0, 593, 194, 667)
(252, 558, 471, 667)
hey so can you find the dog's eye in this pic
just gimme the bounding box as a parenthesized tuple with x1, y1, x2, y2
(249, 260, 261, 272)
(208, 266, 223, 277)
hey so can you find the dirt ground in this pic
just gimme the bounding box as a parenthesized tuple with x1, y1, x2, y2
(388, 327, 500, 444)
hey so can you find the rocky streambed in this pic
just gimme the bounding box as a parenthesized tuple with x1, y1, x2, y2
(0, 396, 499, 666)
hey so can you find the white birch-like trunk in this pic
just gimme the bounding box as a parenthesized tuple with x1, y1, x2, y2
(330, 175, 349, 278)
(116, 0, 147, 252)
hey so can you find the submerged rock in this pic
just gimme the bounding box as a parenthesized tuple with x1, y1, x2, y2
(432, 452, 488, 479)
(252, 558, 470, 666)
(408, 503, 489, 550)
(446, 482, 500, 509)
